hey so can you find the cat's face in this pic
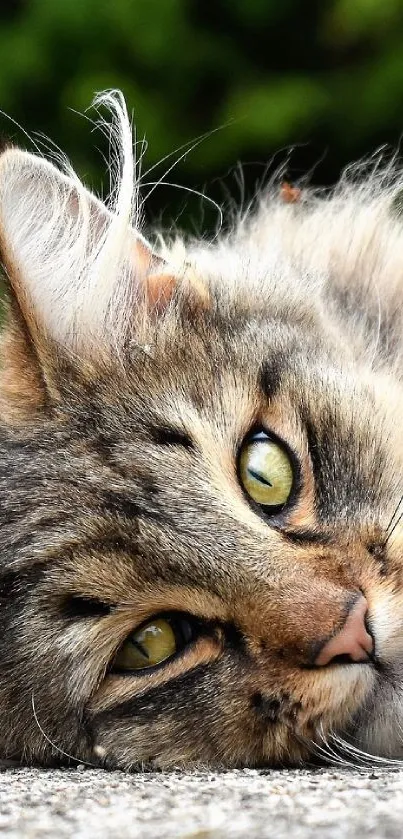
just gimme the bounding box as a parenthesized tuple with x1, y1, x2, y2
(0, 94, 403, 769)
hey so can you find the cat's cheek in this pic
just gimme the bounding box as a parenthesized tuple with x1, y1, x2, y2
(83, 655, 375, 770)
(288, 667, 375, 731)
(235, 658, 375, 766)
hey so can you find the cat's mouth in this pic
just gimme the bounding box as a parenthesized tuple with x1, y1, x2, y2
(304, 602, 403, 765)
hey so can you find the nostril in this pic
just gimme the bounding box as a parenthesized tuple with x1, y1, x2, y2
(327, 653, 358, 666)
(314, 594, 374, 668)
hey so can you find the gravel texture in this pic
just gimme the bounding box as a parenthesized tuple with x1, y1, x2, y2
(1, 766, 403, 838)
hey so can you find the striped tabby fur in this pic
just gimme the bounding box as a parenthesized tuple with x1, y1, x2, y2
(0, 92, 402, 768)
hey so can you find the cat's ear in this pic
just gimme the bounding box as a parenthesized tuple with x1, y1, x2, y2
(0, 147, 173, 420)
(0, 148, 169, 349)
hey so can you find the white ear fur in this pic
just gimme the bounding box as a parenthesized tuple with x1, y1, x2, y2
(0, 93, 158, 352)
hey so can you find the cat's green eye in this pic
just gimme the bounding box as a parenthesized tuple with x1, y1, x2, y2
(239, 431, 294, 509)
(113, 616, 193, 672)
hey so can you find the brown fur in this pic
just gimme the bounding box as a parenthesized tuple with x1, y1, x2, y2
(0, 100, 403, 769)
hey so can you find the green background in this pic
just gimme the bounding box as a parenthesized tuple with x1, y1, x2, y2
(1, 0, 403, 231)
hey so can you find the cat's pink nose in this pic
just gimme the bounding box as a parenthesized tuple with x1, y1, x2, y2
(314, 595, 373, 667)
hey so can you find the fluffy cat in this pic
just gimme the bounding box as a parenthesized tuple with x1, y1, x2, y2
(0, 90, 402, 770)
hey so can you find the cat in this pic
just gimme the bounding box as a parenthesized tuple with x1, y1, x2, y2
(0, 89, 402, 770)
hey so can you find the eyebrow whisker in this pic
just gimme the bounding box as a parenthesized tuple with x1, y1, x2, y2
(384, 492, 403, 547)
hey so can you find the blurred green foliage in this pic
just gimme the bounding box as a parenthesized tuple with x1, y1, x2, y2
(1, 0, 403, 229)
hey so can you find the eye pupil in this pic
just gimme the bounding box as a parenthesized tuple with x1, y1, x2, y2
(247, 467, 272, 487)
(131, 640, 150, 661)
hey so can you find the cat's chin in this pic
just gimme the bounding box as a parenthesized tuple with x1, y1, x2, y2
(335, 669, 403, 764)
(267, 650, 403, 768)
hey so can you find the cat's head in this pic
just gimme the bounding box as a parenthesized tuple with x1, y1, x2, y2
(0, 92, 402, 769)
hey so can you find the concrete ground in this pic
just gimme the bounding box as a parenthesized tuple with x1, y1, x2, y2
(1, 766, 403, 838)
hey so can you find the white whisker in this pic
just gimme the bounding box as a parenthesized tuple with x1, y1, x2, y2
(293, 730, 346, 767)
(31, 693, 100, 769)
(317, 723, 365, 770)
(328, 730, 403, 768)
